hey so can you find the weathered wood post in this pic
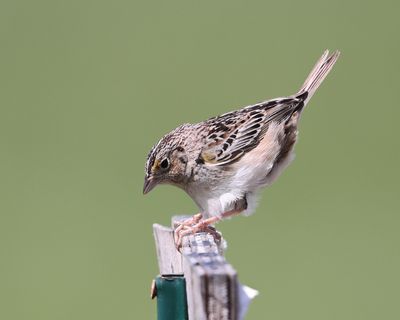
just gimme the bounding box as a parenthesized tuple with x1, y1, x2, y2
(152, 216, 257, 320)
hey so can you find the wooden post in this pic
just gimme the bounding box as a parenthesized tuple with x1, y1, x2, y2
(153, 216, 240, 320)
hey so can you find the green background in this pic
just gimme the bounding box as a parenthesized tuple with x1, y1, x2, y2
(1, 0, 399, 319)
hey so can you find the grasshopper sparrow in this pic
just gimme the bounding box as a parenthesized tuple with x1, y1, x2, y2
(143, 50, 340, 246)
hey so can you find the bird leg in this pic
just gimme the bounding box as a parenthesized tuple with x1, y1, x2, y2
(174, 208, 243, 249)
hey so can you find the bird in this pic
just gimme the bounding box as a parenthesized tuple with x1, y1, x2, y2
(143, 50, 340, 246)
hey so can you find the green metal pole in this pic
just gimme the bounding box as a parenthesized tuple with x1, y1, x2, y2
(155, 276, 188, 320)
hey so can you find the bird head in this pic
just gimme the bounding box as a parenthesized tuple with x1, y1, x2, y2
(143, 137, 188, 194)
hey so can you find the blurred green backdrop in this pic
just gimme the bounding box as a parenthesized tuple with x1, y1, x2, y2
(1, 0, 399, 319)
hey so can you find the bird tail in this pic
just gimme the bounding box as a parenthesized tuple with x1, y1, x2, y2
(298, 50, 340, 103)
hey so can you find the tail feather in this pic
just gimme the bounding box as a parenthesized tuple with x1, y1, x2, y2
(298, 50, 340, 103)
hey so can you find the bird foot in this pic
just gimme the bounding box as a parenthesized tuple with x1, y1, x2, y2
(174, 214, 220, 249)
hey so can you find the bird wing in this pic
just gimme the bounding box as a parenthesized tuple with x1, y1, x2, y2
(199, 96, 305, 166)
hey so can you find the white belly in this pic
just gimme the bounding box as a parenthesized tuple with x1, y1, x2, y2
(186, 122, 295, 218)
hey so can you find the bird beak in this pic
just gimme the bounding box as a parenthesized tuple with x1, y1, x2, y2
(143, 176, 157, 194)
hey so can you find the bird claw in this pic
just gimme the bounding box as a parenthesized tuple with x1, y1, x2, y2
(174, 214, 221, 250)
(174, 213, 202, 235)
(174, 214, 202, 249)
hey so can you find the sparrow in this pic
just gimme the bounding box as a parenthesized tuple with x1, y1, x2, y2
(143, 50, 340, 246)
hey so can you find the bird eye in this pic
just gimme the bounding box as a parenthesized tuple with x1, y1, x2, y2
(160, 158, 169, 169)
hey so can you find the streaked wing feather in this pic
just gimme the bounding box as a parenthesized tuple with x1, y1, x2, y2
(200, 97, 303, 165)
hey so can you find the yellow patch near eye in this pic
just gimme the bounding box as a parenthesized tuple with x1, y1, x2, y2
(151, 159, 160, 172)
